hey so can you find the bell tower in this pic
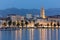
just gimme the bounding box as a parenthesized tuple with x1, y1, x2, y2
(40, 7, 46, 18)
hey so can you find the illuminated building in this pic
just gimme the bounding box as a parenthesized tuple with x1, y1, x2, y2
(40, 7, 46, 18)
(7, 14, 25, 21)
(26, 14, 32, 19)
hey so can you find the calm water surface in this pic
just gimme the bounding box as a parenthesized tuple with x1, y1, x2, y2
(0, 28, 60, 40)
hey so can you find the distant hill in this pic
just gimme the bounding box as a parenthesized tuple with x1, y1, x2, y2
(45, 8, 60, 16)
(0, 8, 40, 17)
(0, 8, 60, 17)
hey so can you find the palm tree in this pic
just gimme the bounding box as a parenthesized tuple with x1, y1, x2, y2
(8, 20, 12, 27)
(54, 24, 56, 29)
(5, 19, 8, 27)
(21, 20, 24, 30)
(12, 22, 16, 27)
(57, 21, 60, 27)
(47, 24, 49, 26)
(17, 21, 20, 28)
(33, 20, 35, 23)
(3, 22, 7, 27)
(34, 23, 39, 29)
(47, 23, 49, 29)
(50, 22, 53, 27)
(25, 20, 28, 29)
(40, 24, 43, 26)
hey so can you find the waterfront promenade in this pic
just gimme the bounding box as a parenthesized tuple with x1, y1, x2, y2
(0, 26, 59, 30)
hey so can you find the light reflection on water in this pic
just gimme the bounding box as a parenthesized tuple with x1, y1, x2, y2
(0, 27, 59, 40)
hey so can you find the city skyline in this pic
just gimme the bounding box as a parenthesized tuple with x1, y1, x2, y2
(0, 0, 60, 40)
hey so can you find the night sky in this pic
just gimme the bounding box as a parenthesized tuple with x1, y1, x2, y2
(0, 0, 60, 10)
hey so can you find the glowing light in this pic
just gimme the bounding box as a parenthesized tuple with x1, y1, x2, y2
(29, 29, 34, 40)
(41, 29, 46, 40)
(40, 7, 46, 18)
(20, 29, 22, 40)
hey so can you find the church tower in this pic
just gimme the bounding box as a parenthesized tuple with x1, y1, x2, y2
(40, 7, 46, 18)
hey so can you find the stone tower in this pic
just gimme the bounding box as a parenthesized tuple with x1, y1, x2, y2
(40, 7, 45, 18)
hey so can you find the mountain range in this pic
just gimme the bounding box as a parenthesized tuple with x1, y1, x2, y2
(0, 8, 60, 17)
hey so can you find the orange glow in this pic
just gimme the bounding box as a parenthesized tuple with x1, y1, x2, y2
(41, 29, 46, 40)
